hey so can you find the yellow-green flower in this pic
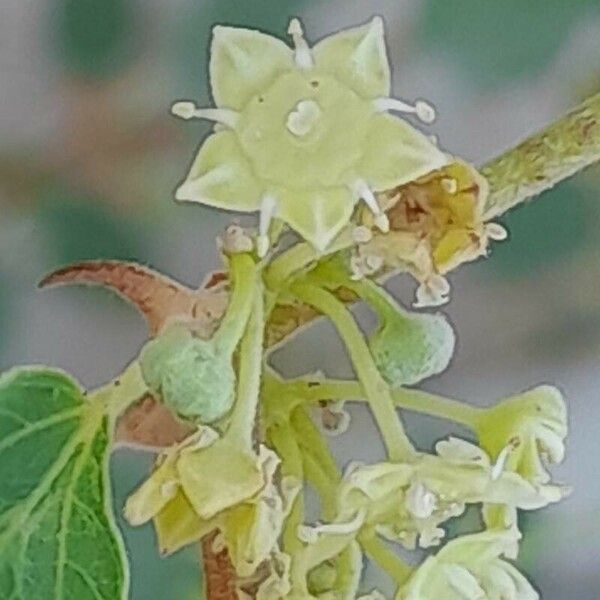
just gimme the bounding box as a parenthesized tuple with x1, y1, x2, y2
(476, 385, 568, 485)
(398, 529, 538, 600)
(475, 386, 569, 530)
(173, 17, 448, 254)
(335, 437, 563, 550)
(124, 427, 299, 577)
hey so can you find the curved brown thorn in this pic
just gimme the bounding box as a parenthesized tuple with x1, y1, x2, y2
(39, 260, 229, 450)
(39, 260, 200, 335)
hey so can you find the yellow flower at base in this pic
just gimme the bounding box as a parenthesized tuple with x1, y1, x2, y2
(357, 161, 507, 306)
(124, 427, 299, 578)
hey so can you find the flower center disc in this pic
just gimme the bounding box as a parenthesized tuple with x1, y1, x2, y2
(238, 71, 372, 189)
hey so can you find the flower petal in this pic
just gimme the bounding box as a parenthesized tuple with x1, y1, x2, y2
(177, 437, 264, 520)
(442, 564, 486, 600)
(154, 491, 216, 555)
(359, 115, 448, 192)
(176, 131, 263, 213)
(275, 186, 356, 250)
(210, 25, 293, 110)
(123, 453, 179, 526)
(313, 17, 391, 99)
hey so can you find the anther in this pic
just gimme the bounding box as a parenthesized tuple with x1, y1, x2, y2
(352, 225, 373, 244)
(441, 178, 458, 194)
(374, 97, 437, 124)
(485, 223, 508, 241)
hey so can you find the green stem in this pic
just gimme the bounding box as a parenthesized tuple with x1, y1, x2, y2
(290, 406, 340, 520)
(359, 530, 413, 587)
(483, 91, 600, 219)
(342, 277, 403, 318)
(265, 229, 354, 292)
(89, 360, 148, 420)
(267, 421, 305, 554)
(290, 282, 416, 462)
(225, 279, 265, 451)
(214, 253, 258, 356)
(270, 377, 481, 430)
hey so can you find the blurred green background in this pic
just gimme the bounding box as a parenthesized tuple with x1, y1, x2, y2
(1, 1, 599, 598)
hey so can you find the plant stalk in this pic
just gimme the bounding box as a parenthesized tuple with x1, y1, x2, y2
(483, 91, 600, 218)
(291, 281, 416, 462)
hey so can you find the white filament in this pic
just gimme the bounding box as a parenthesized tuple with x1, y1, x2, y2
(257, 195, 278, 257)
(374, 97, 437, 124)
(288, 18, 314, 69)
(171, 101, 240, 129)
(352, 180, 389, 233)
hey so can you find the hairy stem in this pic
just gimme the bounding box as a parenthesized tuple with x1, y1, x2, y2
(290, 406, 340, 520)
(214, 253, 258, 356)
(359, 530, 413, 587)
(483, 91, 600, 219)
(265, 229, 354, 291)
(225, 279, 265, 451)
(89, 360, 148, 419)
(291, 281, 416, 462)
(267, 421, 305, 554)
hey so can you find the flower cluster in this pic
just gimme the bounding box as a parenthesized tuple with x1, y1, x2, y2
(354, 161, 507, 306)
(117, 16, 572, 600)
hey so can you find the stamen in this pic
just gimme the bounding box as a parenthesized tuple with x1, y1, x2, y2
(352, 225, 373, 244)
(374, 97, 437, 124)
(296, 509, 365, 543)
(441, 177, 458, 194)
(171, 101, 239, 129)
(405, 481, 437, 519)
(491, 444, 513, 480)
(352, 180, 389, 232)
(414, 276, 450, 308)
(485, 223, 508, 241)
(288, 18, 314, 69)
(257, 195, 278, 257)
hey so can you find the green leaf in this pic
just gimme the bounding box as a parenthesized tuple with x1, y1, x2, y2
(0, 368, 128, 600)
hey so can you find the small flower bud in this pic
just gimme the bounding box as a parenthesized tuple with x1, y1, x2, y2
(368, 306, 455, 386)
(140, 326, 235, 422)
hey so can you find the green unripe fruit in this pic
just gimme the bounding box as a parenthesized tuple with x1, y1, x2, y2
(140, 326, 235, 422)
(369, 309, 455, 387)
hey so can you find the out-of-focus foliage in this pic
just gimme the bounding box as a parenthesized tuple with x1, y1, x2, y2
(485, 180, 590, 278)
(53, 0, 139, 79)
(35, 185, 148, 268)
(418, 0, 600, 88)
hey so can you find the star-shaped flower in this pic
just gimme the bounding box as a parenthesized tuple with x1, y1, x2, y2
(398, 529, 538, 600)
(476, 385, 568, 485)
(173, 17, 449, 254)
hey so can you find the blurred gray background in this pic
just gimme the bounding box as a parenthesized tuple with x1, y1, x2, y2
(1, 1, 599, 598)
